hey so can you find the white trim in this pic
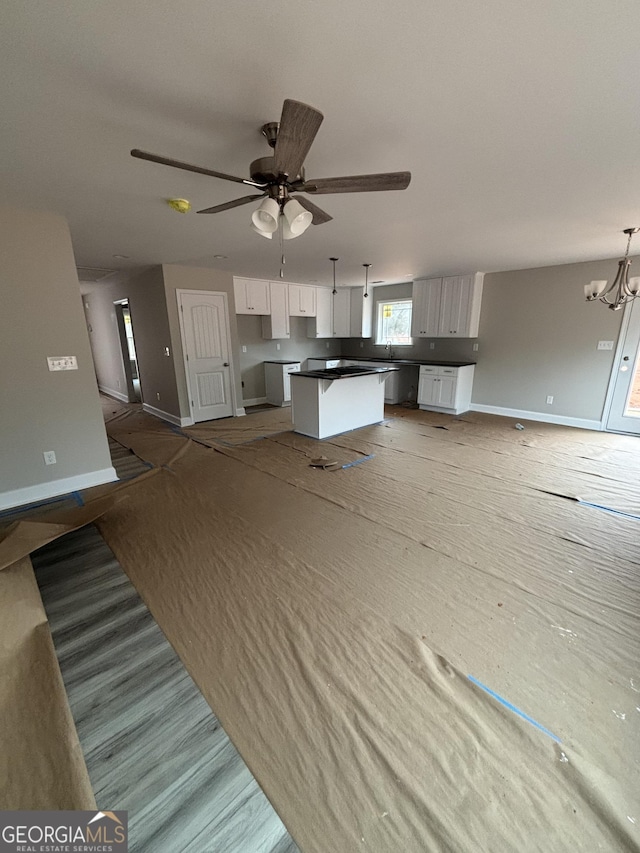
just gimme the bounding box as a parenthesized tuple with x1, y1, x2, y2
(235, 407, 246, 417)
(176, 288, 240, 422)
(0, 467, 118, 511)
(142, 403, 192, 427)
(98, 384, 129, 403)
(242, 396, 268, 408)
(470, 403, 602, 431)
(601, 301, 632, 431)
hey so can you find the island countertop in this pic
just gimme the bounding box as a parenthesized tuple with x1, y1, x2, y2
(295, 366, 399, 380)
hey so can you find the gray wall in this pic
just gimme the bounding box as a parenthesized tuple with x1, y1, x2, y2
(472, 259, 626, 421)
(0, 207, 112, 500)
(162, 264, 244, 417)
(237, 313, 342, 401)
(83, 267, 180, 417)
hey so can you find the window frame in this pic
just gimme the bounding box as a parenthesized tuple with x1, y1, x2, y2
(375, 297, 413, 346)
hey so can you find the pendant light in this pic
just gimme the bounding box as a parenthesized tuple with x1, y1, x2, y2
(585, 227, 640, 310)
(330, 257, 339, 294)
(362, 263, 371, 298)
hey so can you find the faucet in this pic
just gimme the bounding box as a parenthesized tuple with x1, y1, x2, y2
(385, 340, 394, 359)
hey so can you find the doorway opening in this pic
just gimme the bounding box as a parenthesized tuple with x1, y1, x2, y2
(114, 300, 142, 403)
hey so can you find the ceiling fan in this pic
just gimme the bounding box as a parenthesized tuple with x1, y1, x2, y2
(131, 99, 411, 240)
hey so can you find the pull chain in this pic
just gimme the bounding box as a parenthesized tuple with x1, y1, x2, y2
(279, 213, 285, 278)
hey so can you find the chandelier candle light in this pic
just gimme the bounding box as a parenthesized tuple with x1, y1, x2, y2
(585, 227, 640, 310)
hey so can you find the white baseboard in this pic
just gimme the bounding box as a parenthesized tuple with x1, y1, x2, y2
(98, 385, 129, 403)
(0, 467, 118, 511)
(242, 397, 267, 408)
(470, 403, 602, 431)
(142, 403, 192, 427)
(235, 407, 246, 417)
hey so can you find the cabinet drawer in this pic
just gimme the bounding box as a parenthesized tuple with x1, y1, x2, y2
(420, 365, 438, 375)
(440, 367, 458, 376)
(420, 365, 459, 376)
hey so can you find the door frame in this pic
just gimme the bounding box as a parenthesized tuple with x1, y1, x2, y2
(601, 299, 638, 432)
(176, 288, 243, 423)
(113, 298, 141, 403)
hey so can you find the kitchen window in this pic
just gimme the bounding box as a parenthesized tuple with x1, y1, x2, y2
(375, 298, 413, 346)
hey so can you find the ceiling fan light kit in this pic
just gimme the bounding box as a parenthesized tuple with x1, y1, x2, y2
(131, 98, 411, 245)
(585, 227, 640, 310)
(251, 197, 280, 234)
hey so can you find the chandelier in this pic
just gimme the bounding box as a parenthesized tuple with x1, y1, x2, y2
(585, 227, 640, 310)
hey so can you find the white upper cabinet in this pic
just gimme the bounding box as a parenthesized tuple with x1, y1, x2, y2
(234, 277, 271, 315)
(261, 281, 290, 340)
(332, 289, 351, 337)
(289, 283, 317, 317)
(307, 287, 332, 338)
(411, 273, 483, 338)
(349, 287, 373, 338)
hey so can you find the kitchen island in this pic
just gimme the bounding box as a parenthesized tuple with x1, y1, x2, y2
(291, 366, 397, 439)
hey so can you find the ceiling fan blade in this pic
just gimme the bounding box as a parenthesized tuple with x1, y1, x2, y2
(301, 172, 411, 194)
(197, 194, 267, 214)
(131, 149, 266, 188)
(292, 195, 333, 225)
(274, 100, 324, 179)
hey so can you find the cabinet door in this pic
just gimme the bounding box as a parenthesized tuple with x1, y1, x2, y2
(261, 281, 290, 339)
(289, 284, 316, 316)
(436, 376, 457, 408)
(349, 287, 372, 338)
(411, 279, 442, 337)
(234, 278, 270, 314)
(439, 275, 481, 336)
(332, 290, 351, 337)
(417, 372, 437, 405)
(307, 287, 332, 338)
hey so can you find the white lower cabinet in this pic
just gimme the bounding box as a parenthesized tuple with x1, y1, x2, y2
(417, 364, 475, 414)
(265, 361, 301, 406)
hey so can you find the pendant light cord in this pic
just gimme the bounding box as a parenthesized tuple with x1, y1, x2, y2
(330, 257, 339, 294)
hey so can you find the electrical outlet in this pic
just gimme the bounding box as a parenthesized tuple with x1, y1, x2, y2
(164, 346, 170, 357)
(276, 343, 281, 351)
(360, 341, 364, 348)
(546, 395, 554, 405)
(429, 342, 435, 350)
(326, 342, 330, 348)
(472, 343, 479, 352)
(156, 392, 161, 401)
(597, 340, 614, 350)
(242, 345, 247, 353)
(47, 356, 78, 371)
(43, 451, 56, 465)
(116, 378, 120, 388)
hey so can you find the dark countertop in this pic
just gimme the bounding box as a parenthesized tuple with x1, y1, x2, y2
(295, 366, 399, 380)
(263, 360, 301, 364)
(340, 356, 477, 367)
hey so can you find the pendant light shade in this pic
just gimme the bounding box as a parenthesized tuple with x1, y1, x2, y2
(251, 197, 280, 234)
(283, 198, 312, 237)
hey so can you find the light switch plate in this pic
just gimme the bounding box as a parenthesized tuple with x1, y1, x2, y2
(597, 340, 614, 350)
(472, 343, 479, 352)
(242, 345, 247, 353)
(47, 356, 78, 371)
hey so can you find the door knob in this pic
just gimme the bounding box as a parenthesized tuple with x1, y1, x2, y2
(623, 356, 630, 361)
(223, 362, 229, 367)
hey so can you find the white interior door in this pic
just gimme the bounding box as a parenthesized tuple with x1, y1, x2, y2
(606, 299, 640, 434)
(179, 291, 234, 422)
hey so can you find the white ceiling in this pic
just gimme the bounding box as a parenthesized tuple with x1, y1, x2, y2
(2, 1, 640, 287)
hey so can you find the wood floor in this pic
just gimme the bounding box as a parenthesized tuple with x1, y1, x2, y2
(31, 523, 299, 853)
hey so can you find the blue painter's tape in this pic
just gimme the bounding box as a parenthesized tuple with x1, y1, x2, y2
(467, 675, 561, 744)
(341, 454, 375, 470)
(71, 491, 84, 507)
(577, 499, 640, 521)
